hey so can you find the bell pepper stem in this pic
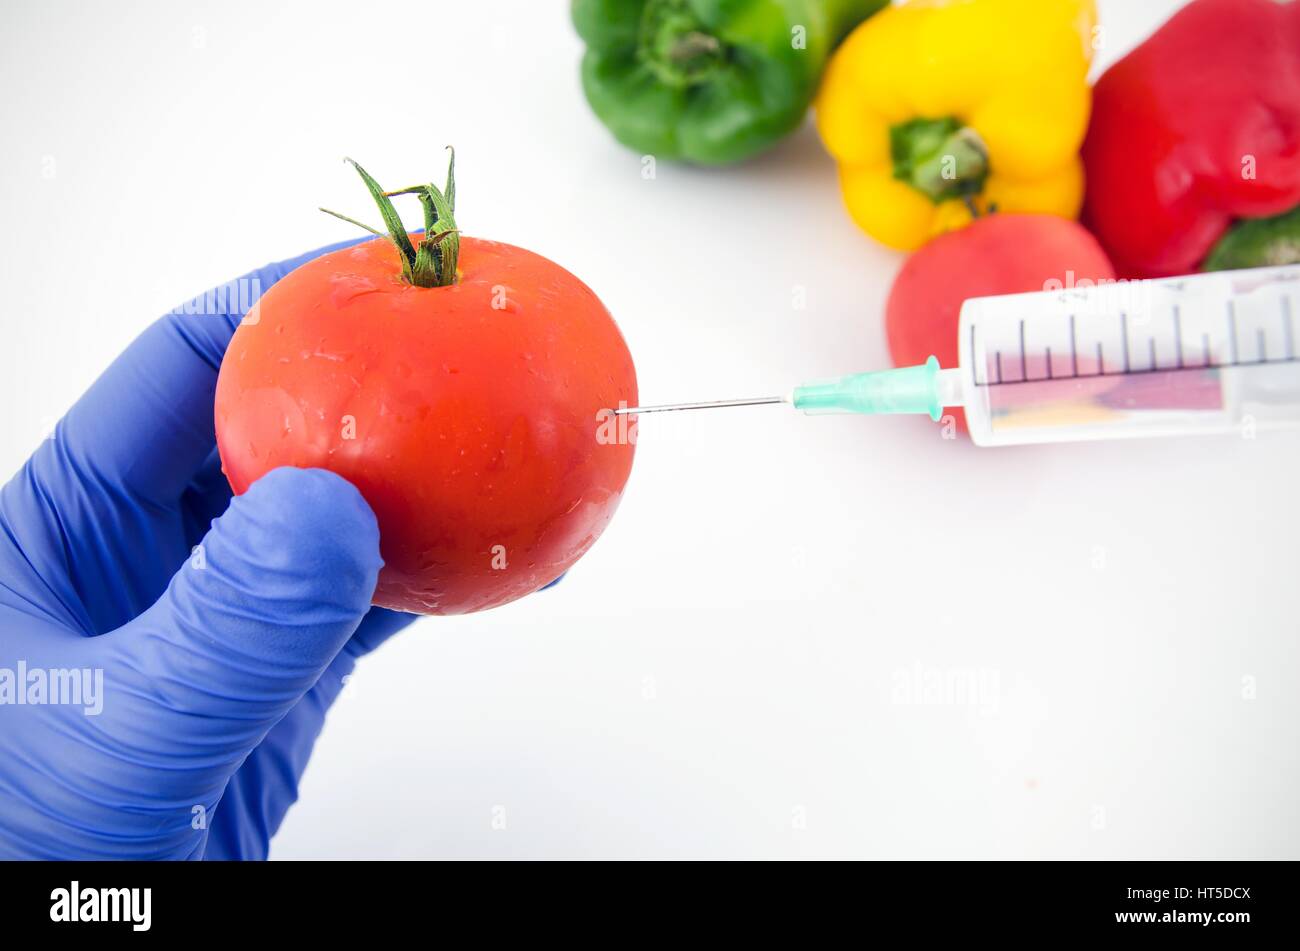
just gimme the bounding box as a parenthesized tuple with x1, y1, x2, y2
(639, 0, 726, 88)
(670, 31, 720, 63)
(891, 117, 990, 204)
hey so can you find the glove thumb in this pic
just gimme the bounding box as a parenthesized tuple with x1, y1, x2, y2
(110, 467, 382, 796)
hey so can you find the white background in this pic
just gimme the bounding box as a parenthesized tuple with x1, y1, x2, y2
(2, 0, 1297, 859)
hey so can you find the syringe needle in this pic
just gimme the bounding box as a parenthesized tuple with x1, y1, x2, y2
(607, 396, 787, 416)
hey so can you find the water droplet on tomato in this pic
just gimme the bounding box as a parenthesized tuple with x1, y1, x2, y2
(329, 274, 381, 308)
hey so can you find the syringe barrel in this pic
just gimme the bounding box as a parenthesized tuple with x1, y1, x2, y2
(955, 266, 1300, 447)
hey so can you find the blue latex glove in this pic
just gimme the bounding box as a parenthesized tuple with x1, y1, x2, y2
(0, 240, 418, 859)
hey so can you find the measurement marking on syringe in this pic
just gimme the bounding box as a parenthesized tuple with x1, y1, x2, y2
(971, 285, 1300, 387)
(1121, 313, 1131, 372)
(972, 354, 1300, 387)
(1069, 314, 1079, 377)
(1173, 306, 1184, 368)
(1228, 301, 1240, 365)
(1019, 320, 1028, 381)
(1285, 296, 1296, 360)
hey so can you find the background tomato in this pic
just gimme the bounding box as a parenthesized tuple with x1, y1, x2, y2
(215, 235, 637, 615)
(885, 214, 1116, 432)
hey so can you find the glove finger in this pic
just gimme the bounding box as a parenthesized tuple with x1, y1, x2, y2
(177, 448, 415, 660)
(176, 449, 416, 659)
(203, 621, 409, 860)
(104, 467, 381, 823)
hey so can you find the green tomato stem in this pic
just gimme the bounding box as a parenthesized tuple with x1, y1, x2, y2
(320, 149, 460, 288)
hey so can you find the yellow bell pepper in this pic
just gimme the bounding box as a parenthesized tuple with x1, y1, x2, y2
(815, 0, 1098, 251)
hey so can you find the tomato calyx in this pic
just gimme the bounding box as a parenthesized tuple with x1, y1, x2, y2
(319, 149, 461, 288)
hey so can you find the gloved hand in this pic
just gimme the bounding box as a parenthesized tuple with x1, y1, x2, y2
(0, 240, 416, 859)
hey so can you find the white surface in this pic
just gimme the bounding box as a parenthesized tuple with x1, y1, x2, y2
(2, 0, 1296, 859)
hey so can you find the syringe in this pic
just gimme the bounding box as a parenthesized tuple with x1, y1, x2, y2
(611, 265, 1300, 448)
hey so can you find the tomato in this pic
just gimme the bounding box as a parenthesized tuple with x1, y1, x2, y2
(215, 233, 637, 615)
(885, 214, 1115, 431)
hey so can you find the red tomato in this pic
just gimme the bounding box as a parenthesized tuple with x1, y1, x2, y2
(215, 235, 637, 615)
(886, 214, 1116, 431)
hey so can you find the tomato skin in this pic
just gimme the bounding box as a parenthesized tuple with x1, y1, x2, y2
(215, 236, 637, 615)
(885, 214, 1115, 431)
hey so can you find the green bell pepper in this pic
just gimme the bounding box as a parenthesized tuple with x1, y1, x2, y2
(573, 0, 887, 165)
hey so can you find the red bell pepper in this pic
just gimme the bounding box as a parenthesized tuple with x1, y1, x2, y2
(1081, 0, 1300, 278)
